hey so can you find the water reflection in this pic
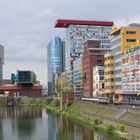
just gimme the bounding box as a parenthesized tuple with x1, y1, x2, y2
(0, 107, 42, 140)
(47, 111, 124, 140)
(0, 121, 3, 140)
(0, 108, 126, 140)
(0, 107, 42, 119)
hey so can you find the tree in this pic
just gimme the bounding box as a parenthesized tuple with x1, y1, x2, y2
(55, 72, 74, 110)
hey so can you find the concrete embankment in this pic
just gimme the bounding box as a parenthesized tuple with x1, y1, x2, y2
(65, 101, 140, 138)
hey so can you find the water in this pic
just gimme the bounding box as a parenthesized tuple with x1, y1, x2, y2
(0, 107, 126, 140)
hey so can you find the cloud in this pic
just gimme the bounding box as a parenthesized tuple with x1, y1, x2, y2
(0, 0, 140, 86)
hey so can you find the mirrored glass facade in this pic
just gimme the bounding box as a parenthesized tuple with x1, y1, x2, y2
(47, 37, 65, 94)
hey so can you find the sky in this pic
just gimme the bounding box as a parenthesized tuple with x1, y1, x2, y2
(0, 0, 140, 86)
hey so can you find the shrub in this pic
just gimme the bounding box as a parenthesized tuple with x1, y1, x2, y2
(117, 124, 125, 132)
(0, 98, 7, 105)
(106, 124, 115, 133)
(93, 119, 102, 126)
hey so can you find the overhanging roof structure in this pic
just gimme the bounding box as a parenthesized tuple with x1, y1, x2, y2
(55, 19, 114, 28)
(110, 28, 121, 35)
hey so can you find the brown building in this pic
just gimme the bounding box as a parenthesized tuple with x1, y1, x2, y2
(0, 85, 43, 97)
(82, 40, 109, 97)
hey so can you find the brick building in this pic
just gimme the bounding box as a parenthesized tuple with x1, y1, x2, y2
(82, 40, 109, 97)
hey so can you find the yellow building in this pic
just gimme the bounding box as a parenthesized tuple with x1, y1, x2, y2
(111, 25, 140, 53)
(104, 52, 115, 95)
(105, 23, 140, 100)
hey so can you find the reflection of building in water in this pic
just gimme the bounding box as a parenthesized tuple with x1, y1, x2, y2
(0, 121, 3, 140)
(47, 112, 57, 140)
(0, 107, 42, 119)
(82, 126, 94, 140)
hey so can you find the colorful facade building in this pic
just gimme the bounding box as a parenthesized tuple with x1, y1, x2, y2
(104, 23, 140, 103)
(93, 66, 104, 97)
(55, 19, 113, 86)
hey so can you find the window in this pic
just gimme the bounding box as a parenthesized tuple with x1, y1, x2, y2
(100, 76, 104, 80)
(108, 56, 114, 60)
(108, 63, 114, 67)
(97, 59, 102, 63)
(97, 55, 102, 58)
(108, 71, 114, 74)
(126, 39, 136, 42)
(126, 31, 136, 34)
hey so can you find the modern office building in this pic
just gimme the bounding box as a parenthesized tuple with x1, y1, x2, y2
(73, 55, 83, 98)
(104, 24, 140, 102)
(104, 52, 115, 96)
(0, 45, 4, 86)
(82, 40, 110, 97)
(47, 37, 65, 94)
(93, 66, 104, 97)
(73, 38, 111, 94)
(55, 19, 113, 85)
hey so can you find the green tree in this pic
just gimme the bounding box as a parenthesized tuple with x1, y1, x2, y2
(55, 73, 74, 110)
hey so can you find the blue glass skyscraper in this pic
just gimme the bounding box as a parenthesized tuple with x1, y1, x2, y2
(47, 37, 65, 94)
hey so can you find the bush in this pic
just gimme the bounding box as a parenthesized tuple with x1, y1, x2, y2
(106, 124, 115, 133)
(0, 98, 7, 105)
(93, 119, 102, 126)
(117, 124, 125, 132)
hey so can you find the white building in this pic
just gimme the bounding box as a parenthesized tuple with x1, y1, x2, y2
(93, 66, 104, 97)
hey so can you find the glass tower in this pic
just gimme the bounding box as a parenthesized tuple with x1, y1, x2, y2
(47, 37, 65, 94)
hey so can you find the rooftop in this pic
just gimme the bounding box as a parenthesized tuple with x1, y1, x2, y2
(55, 19, 114, 28)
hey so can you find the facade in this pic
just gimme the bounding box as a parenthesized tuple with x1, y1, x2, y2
(93, 66, 104, 97)
(122, 45, 140, 104)
(0, 45, 4, 85)
(0, 85, 43, 97)
(73, 55, 83, 97)
(73, 38, 111, 94)
(55, 19, 113, 85)
(104, 24, 140, 102)
(104, 53, 115, 95)
(82, 40, 110, 97)
(47, 37, 65, 94)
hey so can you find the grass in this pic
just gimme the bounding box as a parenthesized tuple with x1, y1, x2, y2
(121, 112, 140, 124)
(66, 101, 120, 118)
(46, 100, 140, 140)
(0, 98, 7, 106)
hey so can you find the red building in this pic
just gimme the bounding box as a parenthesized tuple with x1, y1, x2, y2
(82, 40, 109, 97)
(0, 85, 43, 97)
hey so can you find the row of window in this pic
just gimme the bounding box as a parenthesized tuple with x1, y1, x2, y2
(99, 71, 104, 75)
(105, 77, 121, 82)
(105, 78, 114, 82)
(105, 86, 114, 89)
(105, 85, 122, 89)
(105, 71, 114, 75)
(104, 56, 114, 61)
(105, 63, 114, 67)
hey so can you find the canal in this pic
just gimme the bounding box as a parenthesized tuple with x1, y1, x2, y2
(0, 107, 126, 140)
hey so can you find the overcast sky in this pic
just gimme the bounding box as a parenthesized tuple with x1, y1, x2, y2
(0, 0, 140, 86)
